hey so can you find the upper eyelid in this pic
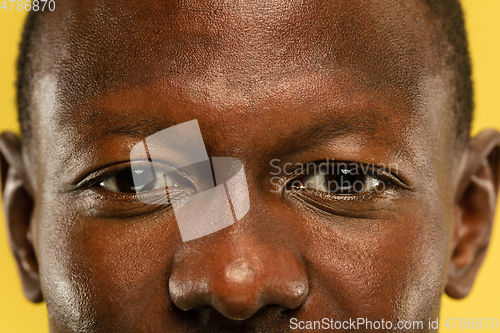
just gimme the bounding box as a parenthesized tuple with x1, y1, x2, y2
(73, 160, 178, 190)
(287, 161, 410, 190)
(291, 162, 380, 178)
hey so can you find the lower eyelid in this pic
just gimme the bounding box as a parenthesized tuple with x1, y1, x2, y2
(94, 179, 196, 202)
(287, 190, 377, 217)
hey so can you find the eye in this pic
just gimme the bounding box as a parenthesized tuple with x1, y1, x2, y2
(286, 163, 384, 195)
(99, 163, 194, 194)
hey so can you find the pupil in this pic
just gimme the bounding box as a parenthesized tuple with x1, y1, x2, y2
(325, 166, 365, 194)
(116, 168, 154, 193)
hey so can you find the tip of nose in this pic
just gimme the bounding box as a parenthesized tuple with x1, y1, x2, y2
(211, 259, 308, 320)
(212, 297, 263, 320)
(211, 281, 309, 321)
(224, 259, 257, 284)
(209, 260, 262, 320)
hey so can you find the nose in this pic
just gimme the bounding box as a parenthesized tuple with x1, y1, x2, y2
(168, 238, 309, 320)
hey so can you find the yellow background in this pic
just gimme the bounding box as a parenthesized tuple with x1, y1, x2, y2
(1, 1, 499, 331)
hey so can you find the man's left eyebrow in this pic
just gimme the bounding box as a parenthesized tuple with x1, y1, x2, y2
(279, 107, 390, 153)
(267, 107, 410, 163)
(297, 111, 381, 142)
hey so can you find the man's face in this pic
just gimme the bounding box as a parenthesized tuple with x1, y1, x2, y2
(29, 0, 457, 331)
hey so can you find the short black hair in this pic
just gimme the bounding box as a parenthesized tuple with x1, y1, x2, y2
(422, 0, 474, 146)
(17, 10, 41, 145)
(16, 0, 473, 146)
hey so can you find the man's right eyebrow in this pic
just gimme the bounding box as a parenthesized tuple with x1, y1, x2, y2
(80, 110, 175, 141)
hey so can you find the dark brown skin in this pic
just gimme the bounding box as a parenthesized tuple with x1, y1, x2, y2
(1, 0, 500, 332)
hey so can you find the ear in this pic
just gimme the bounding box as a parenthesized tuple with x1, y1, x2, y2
(0, 131, 42, 303)
(445, 129, 500, 299)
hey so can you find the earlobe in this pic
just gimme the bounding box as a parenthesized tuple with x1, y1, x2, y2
(446, 129, 500, 299)
(0, 132, 43, 303)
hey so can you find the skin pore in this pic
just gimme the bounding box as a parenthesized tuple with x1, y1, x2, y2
(1, 0, 500, 332)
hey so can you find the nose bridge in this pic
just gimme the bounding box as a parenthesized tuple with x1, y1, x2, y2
(168, 230, 309, 320)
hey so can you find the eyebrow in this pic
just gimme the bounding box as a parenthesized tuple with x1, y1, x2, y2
(295, 111, 380, 142)
(81, 110, 175, 141)
(269, 108, 392, 158)
(84, 107, 379, 139)
(78, 104, 398, 160)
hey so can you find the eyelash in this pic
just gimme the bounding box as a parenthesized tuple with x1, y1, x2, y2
(282, 161, 405, 199)
(76, 161, 192, 197)
(76, 160, 407, 209)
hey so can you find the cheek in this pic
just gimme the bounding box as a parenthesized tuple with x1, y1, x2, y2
(36, 198, 180, 331)
(301, 200, 449, 321)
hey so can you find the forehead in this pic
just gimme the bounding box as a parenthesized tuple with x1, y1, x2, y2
(31, 0, 452, 171)
(36, 0, 444, 104)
